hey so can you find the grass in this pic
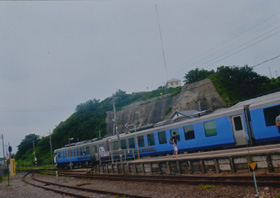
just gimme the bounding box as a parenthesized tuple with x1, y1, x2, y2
(198, 184, 222, 190)
(18, 164, 57, 171)
(39, 171, 54, 177)
(5, 184, 11, 188)
(0, 173, 9, 184)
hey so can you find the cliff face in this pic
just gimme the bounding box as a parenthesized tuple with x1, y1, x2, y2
(106, 79, 226, 135)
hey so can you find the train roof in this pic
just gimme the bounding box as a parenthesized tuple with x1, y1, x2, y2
(230, 91, 280, 110)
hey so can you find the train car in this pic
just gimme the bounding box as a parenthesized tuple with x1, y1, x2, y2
(54, 91, 280, 168)
(54, 141, 98, 168)
(242, 91, 280, 143)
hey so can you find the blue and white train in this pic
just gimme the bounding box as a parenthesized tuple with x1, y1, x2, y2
(54, 91, 280, 168)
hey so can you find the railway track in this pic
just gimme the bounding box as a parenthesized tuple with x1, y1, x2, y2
(22, 172, 150, 198)
(43, 170, 280, 187)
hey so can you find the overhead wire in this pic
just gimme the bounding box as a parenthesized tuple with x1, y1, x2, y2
(200, 30, 280, 70)
(252, 54, 280, 68)
(172, 17, 280, 78)
(167, 12, 280, 77)
(126, 11, 280, 92)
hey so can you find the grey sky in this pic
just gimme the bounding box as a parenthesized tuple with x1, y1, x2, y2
(1, 0, 280, 154)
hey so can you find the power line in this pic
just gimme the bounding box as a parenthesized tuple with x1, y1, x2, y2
(126, 12, 280, 92)
(167, 12, 280, 77)
(252, 54, 280, 68)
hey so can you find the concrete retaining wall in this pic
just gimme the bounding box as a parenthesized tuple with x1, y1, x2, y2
(93, 152, 280, 175)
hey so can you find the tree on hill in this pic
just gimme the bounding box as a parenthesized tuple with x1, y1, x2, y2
(183, 68, 214, 83)
(15, 134, 40, 160)
(184, 65, 280, 105)
(15, 87, 184, 164)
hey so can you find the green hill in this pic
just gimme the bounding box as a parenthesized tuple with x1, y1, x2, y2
(15, 65, 280, 166)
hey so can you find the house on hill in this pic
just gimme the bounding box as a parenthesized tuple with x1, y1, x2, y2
(166, 78, 181, 88)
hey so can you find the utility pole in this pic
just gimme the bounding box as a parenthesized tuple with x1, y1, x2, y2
(1, 134, 5, 164)
(112, 97, 122, 162)
(112, 97, 117, 136)
(8, 142, 11, 157)
(269, 67, 272, 78)
(68, 138, 74, 170)
(32, 141, 37, 167)
(49, 131, 53, 166)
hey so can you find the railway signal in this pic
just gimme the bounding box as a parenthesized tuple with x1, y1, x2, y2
(8, 146, 12, 153)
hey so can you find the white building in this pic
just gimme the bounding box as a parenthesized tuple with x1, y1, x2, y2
(166, 78, 181, 88)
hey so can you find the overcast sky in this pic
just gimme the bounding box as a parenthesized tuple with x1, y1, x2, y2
(1, 0, 280, 155)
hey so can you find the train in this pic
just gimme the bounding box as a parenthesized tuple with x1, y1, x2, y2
(54, 91, 280, 168)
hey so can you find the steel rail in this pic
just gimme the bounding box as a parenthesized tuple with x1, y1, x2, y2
(22, 176, 91, 198)
(23, 172, 150, 198)
(49, 171, 280, 187)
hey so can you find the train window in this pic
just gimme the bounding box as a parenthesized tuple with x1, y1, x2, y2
(113, 141, 118, 150)
(170, 128, 180, 141)
(129, 138, 135, 148)
(204, 120, 217, 137)
(58, 152, 61, 158)
(121, 139, 127, 149)
(69, 150, 73, 157)
(233, 117, 243, 131)
(158, 131, 167, 144)
(86, 146, 90, 155)
(137, 136, 145, 147)
(184, 125, 195, 140)
(147, 134, 155, 146)
(80, 148, 83, 156)
(263, 105, 280, 126)
(83, 147, 86, 155)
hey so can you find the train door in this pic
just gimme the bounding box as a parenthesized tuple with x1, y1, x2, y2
(231, 115, 247, 146)
(89, 145, 95, 160)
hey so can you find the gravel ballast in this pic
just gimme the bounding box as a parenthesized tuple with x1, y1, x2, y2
(1, 173, 280, 198)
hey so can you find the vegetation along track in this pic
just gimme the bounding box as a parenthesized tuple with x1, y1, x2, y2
(42, 169, 280, 187)
(22, 171, 150, 198)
